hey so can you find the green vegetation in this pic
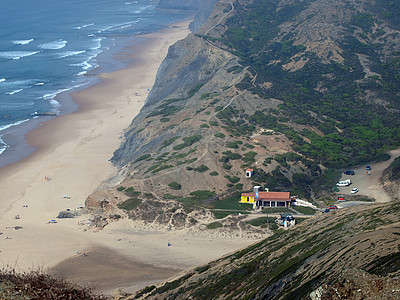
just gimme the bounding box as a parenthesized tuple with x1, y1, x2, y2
(292, 206, 317, 215)
(116, 186, 126, 192)
(214, 132, 225, 139)
(209, 171, 219, 176)
(160, 117, 170, 123)
(124, 187, 141, 197)
(193, 165, 209, 173)
(134, 154, 151, 163)
(213, 192, 252, 211)
(200, 124, 210, 129)
(209, 121, 219, 126)
(173, 135, 203, 150)
(151, 164, 173, 173)
(187, 83, 204, 98)
(206, 222, 223, 229)
(224, 175, 240, 183)
(225, 140, 243, 149)
(168, 182, 182, 190)
(160, 136, 180, 150)
(242, 151, 257, 163)
(118, 198, 142, 210)
(189, 190, 216, 200)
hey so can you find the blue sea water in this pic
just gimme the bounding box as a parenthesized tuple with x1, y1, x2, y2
(0, 0, 190, 158)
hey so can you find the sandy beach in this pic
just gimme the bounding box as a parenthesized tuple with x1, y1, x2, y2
(0, 20, 259, 295)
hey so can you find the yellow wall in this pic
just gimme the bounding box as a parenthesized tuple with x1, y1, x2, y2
(241, 196, 255, 203)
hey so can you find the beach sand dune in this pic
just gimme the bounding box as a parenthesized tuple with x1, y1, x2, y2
(0, 20, 259, 295)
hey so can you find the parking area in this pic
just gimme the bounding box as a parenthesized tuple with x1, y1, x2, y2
(336, 149, 400, 203)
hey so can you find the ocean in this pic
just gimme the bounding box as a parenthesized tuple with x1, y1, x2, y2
(0, 0, 191, 166)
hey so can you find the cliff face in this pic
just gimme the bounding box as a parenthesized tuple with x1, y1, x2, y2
(112, 0, 400, 202)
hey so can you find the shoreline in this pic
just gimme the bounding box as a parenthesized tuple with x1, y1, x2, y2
(0, 18, 192, 278)
(0, 19, 261, 295)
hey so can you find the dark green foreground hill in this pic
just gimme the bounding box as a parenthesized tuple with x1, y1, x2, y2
(130, 202, 400, 299)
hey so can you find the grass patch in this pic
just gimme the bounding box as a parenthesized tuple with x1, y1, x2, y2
(189, 190, 216, 200)
(213, 192, 252, 211)
(211, 210, 250, 219)
(207, 222, 223, 229)
(293, 206, 317, 215)
(118, 198, 142, 210)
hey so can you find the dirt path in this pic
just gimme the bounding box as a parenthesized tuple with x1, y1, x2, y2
(336, 149, 400, 202)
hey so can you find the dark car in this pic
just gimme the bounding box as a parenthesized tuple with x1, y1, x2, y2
(344, 170, 355, 175)
(366, 165, 371, 171)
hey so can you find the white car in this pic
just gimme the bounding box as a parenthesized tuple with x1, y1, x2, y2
(351, 188, 359, 194)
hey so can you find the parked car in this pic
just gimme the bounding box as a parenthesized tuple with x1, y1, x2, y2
(329, 205, 338, 210)
(337, 179, 352, 186)
(366, 165, 371, 171)
(351, 188, 359, 194)
(323, 209, 331, 213)
(344, 170, 355, 175)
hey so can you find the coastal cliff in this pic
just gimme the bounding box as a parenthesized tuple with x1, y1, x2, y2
(112, 0, 400, 203)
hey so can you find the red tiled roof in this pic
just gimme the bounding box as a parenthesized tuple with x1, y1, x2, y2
(241, 191, 291, 201)
(246, 168, 254, 172)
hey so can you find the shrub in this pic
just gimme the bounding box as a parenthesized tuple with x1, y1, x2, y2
(134, 154, 151, 163)
(200, 124, 210, 128)
(225, 175, 241, 183)
(206, 222, 223, 229)
(209, 121, 219, 126)
(160, 117, 170, 123)
(194, 165, 209, 173)
(173, 135, 203, 150)
(124, 187, 141, 197)
(116, 186, 126, 191)
(214, 132, 225, 139)
(210, 171, 219, 176)
(168, 182, 182, 190)
(118, 198, 142, 210)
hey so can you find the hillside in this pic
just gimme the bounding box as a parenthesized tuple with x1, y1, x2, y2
(127, 201, 400, 299)
(102, 0, 400, 215)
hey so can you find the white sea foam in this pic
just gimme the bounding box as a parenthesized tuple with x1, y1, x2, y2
(74, 23, 94, 30)
(0, 51, 39, 60)
(12, 39, 34, 45)
(0, 119, 29, 133)
(39, 39, 68, 50)
(57, 50, 86, 59)
(0, 78, 5, 83)
(6, 89, 23, 95)
(34, 82, 45, 86)
(0, 136, 8, 155)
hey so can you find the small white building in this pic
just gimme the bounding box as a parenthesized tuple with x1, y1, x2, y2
(245, 168, 254, 178)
